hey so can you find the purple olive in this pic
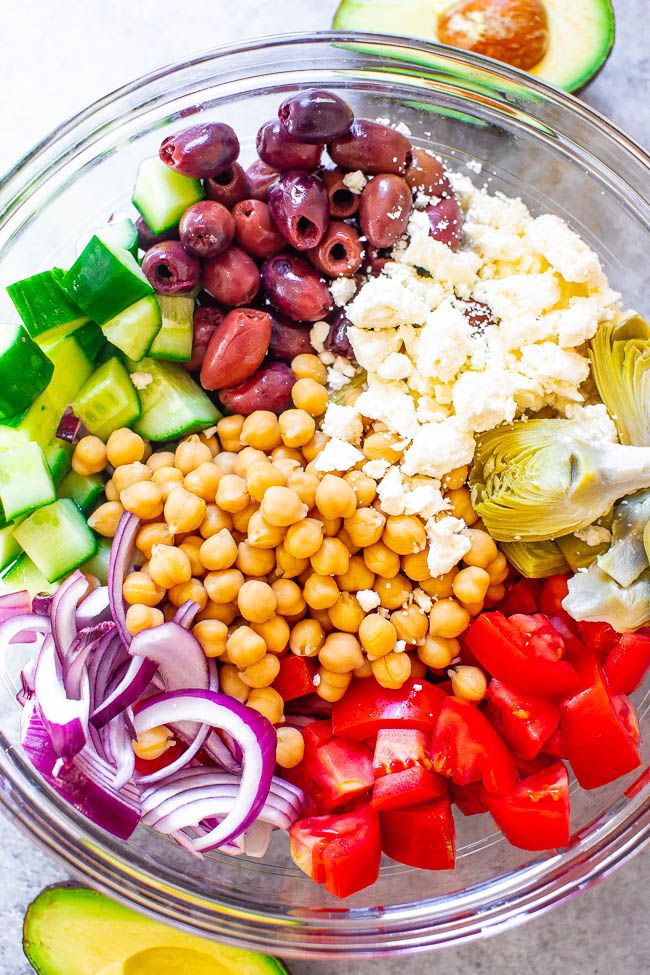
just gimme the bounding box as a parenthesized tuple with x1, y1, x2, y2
(262, 253, 333, 322)
(461, 299, 496, 333)
(245, 160, 281, 202)
(141, 241, 201, 294)
(307, 221, 364, 278)
(324, 310, 355, 360)
(329, 119, 412, 176)
(426, 195, 463, 251)
(267, 171, 330, 251)
(232, 199, 285, 259)
(178, 200, 235, 258)
(405, 149, 452, 198)
(202, 245, 261, 307)
(204, 163, 250, 208)
(218, 362, 296, 416)
(359, 174, 413, 248)
(268, 312, 314, 361)
(278, 89, 353, 144)
(135, 216, 179, 250)
(159, 123, 240, 179)
(188, 306, 224, 371)
(256, 120, 322, 171)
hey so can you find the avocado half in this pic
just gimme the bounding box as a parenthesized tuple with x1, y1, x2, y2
(333, 0, 615, 92)
(23, 885, 289, 975)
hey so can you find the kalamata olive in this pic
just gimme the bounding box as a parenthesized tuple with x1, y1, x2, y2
(324, 310, 355, 360)
(159, 123, 240, 179)
(189, 306, 224, 371)
(232, 199, 285, 259)
(426, 195, 463, 251)
(256, 120, 322, 171)
(200, 308, 272, 391)
(218, 361, 296, 416)
(202, 245, 261, 306)
(461, 299, 496, 333)
(178, 201, 235, 258)
(328, 119, 412, 176)
(278, 89, 353, 144)
(267, 172, 330, 251)
(438, 0, 549, 71)
(362, 247, 392, 277)
(135, 216, 179, 250)
(245, 160, 281, 202)
(359, 174, 413, 249)
(204, 163, 250, 208)
(405, 148, 452, 198)
(307, 221, 364, 277)
(262, 253, 333, 322)
(268, 312, 315, 361)
(141, 241, 201, 294)
(321, 168, 360, 218)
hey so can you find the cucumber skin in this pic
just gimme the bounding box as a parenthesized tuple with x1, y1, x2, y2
(14, 499, 97, 583)
(1, 554, 57, 596)
(62, 236, 153, 326)
(0, 325, 55, 421)
(73, 357, 141, 441)
(7, 269, 83, 338)
(101, 295, 162, 362)
(130, 357, 220, 442)
(133, 157, 204, 234)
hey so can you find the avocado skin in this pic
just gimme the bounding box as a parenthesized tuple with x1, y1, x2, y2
(23, 884, 290, 975)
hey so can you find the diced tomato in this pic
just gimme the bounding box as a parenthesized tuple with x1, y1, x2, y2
(465, 612, 580, 699)
(541, 727, 566, 759)
(450, 780, 489, 816)
(625, 766, 650, 799)
(560, 656, 641, 789)
(538, 575, 571, 618)
(497, 578, 541, 616)
(431, 696, 517, 795)
(284, 727, 374, 812)
(486, 762, 570, 851)
(576, 621, 620, 661)
(380, 797, 456, 870)
(604, 631, 650, 695)
(134, 739, 186, 775)
(484, 679, 560, 760)
(372, 728, 431, 776)
(331, 677, 447, 741)
(301, 719, 334, 749)
(272, 655, 318, 701)
(372, 765, 447, 811)
(290, 804, 381, 898)
(514, 752, 557, 777)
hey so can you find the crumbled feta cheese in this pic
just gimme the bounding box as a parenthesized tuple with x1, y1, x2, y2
(330, 276, 358, 306)
(407, 299, 474, 383)
(377, 466, 408, 515)
(130, 372, 153, 389)
(402, 417, 476, 478)
(519, 343, 590, 401)
(464, 224, 526, 262)
(527, 214, 603, 285)
(574, 526, 612, 547)
(401, 233, 481, 287)
(347, 275, 429, 329)
(474, 271, 561, 321)
(394, 121, 412, 136)
(322, 403, 363, 444)
(466, 189, 531, 232)
(377, 352, 412, 381)
(312, 674, 321, 687)
(314, 439, 364, 472)
(356, 378, 420, 440)
(342, 170, 367, 194)
(356, 589, 381, 612)
(394, 640, 407, 653)
(540, 296, 604, 348)
(333, 356, 357, 377)
(452, 369, 517, 433)
(412, 588, 433, 613)
(310, 320, 331, 355)
(347, 326, 402, 371)
(327, 367, 350, 391)
(466, 158, 482, 174)
(363, 459, 390, 479)
(403, 483, 449, 519)
(426, 517, 472, 576)
(564, 403, 619, 443)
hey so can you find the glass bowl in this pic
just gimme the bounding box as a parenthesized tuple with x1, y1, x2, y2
(0, 31, 648, 960)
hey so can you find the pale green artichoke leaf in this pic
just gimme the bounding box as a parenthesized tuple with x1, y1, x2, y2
(562, 564, 650, 632)
(590, 313, 650, 446)
(502, 539, 570, 578)
(597, 489, 650, 587)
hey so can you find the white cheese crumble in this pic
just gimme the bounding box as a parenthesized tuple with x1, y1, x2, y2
(574, 526, 612, 547)
(356, 589, 382, 612)
(330, 276, 358, 306)
(342, 170, 367, 194)
(426, 517, 472, 577)
(322, 403, 363, 444)
(314, 439, 364, 473)
(130, 372, 153, 389)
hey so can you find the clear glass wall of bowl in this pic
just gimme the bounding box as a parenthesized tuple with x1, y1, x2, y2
(0, 32, 648, 958)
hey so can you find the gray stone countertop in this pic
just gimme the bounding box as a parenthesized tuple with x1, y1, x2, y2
(1, 0, 648, 971)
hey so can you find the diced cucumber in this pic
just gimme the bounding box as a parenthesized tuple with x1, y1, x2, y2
(133, 157, 204, 235)
(128, 357, 220, 441)
(0, 442, 56, 522)
(59, 470, 104, 512)
(0, 521, 23, 573)
(149, 294, 194, 362)
(62, 236, 153, 326)
(101, 295, 161, 361)
(0, 427, 28, 452)
(43, 439, 73, 488)
(82, 536, 111, 585)
(73, 356, 142, 441)
(6, 268, 87, 341)
(1, 554, 58, 596)
(76, 214, 139, 258)
(0, 322, 55, 421)
(14, 499, 97, 583)
(69, 321, 105, 362)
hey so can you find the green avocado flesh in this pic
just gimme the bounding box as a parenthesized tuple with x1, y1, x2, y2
(333, 0, 615, 92)
(24, 886, 289, 975)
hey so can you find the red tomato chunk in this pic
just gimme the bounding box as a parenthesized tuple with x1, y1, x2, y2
(603, 631, 650, 695)
(431, 696, 518, 795)
(285, 720, 374, 812)
(290, 804, 381, 898)
(485, 762, 570, 851)
(380, 797, 456, 870)
(371, 727, 446, 811)
(485, 679, 560, 760)
(272, 655, 318, 701)
(331, 676, 447, 740)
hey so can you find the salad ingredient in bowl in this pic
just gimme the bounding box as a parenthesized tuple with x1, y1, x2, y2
(1, 84, 648, 904)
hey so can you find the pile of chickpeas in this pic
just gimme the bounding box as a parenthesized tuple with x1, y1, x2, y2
(74, 353, 508, 770)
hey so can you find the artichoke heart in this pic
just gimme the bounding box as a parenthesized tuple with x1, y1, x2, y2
(563, 564, 650, 632)
(590, 313, 650, 446)
(597, 489, 650, 587)
(502, 539, 570, 578)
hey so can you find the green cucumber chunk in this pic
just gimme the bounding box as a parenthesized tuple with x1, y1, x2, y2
(133, 156, 204, 234)
(1, 553, 57, 595)
(6, 268, 87, 340)
(149, 294, 194, 362)
(101, 294, 162, 361)
(0, 323, 55, 420)
(0, 443, 56, 522)
(14, 499, 97, 583)
(43, 439, 73, 488)
(68, 320, 105, 362)
(73, 357, 141, 440)
(62, 236, 153, 326)
(129, 357, 219, 441)
(82, 536, 111, 585)
(59, 470, 104, 512)
(76, 214, 139, 258)
(0, 520, 23, 572)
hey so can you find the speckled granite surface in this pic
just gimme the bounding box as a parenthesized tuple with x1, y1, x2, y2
(1, 1, 647, 971)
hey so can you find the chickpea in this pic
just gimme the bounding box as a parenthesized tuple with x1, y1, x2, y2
(174, 435, 213, 475)
(449, 665, 488, 702)
(239, 652, 281, 689)
(219, 663, 250, 702)
(104, 479, 119, 502)
(120, 481, 164, 520)
(402, 549, 431, 582)
(125, 604, 164, 636)
(452, 566, 491, 605)
(204, 568, 245, 604)
(292, 377, 328, 417)
(247, 687, 284, 724)
(344, 507, 385, 548)
(274, 544, 309, 579)
(236, 540, 276, 577)
(375, 573, 412, 610)
(279, 409, 316, 448)
(122, 571, 164, 607)
(244, 510, 284, 549)
(337, 527, 361, 556)
(132, 725, 175, 761)
(247, 462, 285, 502)
(271, 445, 304, 466)
(319, 632, 363, 673)
(311, 537, 350, 577)
(315, 474, 357, 520)
(87, 501, 124, 538)
(344, 469, 377, 507)
(260, 486, 308, 528)
(237, 580, 277, 624)
(419, 567, 458, 598)
(106, 428, 145, 467)
(353, 657, 374, 678)
(363, 541, 400, 579)
(315, 667, 351, 702)
(362, 431, 404, 464)
(199, 529, 238, 571)
(372, 651, 412, 689)
(442, 465, 469, 491)
(463, 529, 499, 568)
(164, 487, 206, 535)
(273, 458, 302, 481)
(136, 521, 174, 559)
(429, 599, 471, 639)
(391, 604, 428, 644)
(240, 411, 282, 451)
(485, 583, 506, 606)
(286, 470, 320, 509)
(147, 450, 176, 472)
(200, 504, 233, 539)
(290, 619, 325, 657)
(486, 552, 509, 585)
(226, 624, 267, 668)
(447, 486, 478, 525)
(285, 519, 324, 560)
(271, 578, 306, 616)
(336, 554, 375, 593)
(359, 613, 397, 659)
(192, 618, 228, 658)
(72, 435, 107, 476)
(113, 462, 152, 495)
(152, 465, 184, 501)
(251, 615, 290, 655)
(328, 592, 365, 633)
(148, 544, 191, 589)
(215, 474, 249, 514)
(217, 415, 245, 453)
(198, 429, 220, 457)
(213, 451, 238, 476)
(303, 573, 340, 610)
(302, 431, 328, 462)
(312, 512, 342, 537)
(310, 607, 334, 633)
(383, 515, 427, 556)
(291, 353, 327, 384)
(183, 462, 220, 502)
(197, 600, 238, 625)
(276, 726, 305, 768)
(168, 578, 208, 610)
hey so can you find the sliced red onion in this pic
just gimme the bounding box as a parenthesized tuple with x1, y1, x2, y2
(56, 407, 88, 444)
(32, 593, 54, 616)
(76, 587, 111, 628)
(0, 590, 32, 621)
(91, 655, 157, 729)
(108, 711, 137, 791)
(21, 702, 140, 840)
(173, 599, 201, 630)
(17, 658, 37, 706)
(51, 570, 88, 661)
(203, 731, 241, 774)
(34, 636, 89, 760)
(242, 819, 273, 858)
(0, 614, 51, 646)
(133, 690, 275, 851)
(108, 512, 140, 648)
(64, 621, 116, 700)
